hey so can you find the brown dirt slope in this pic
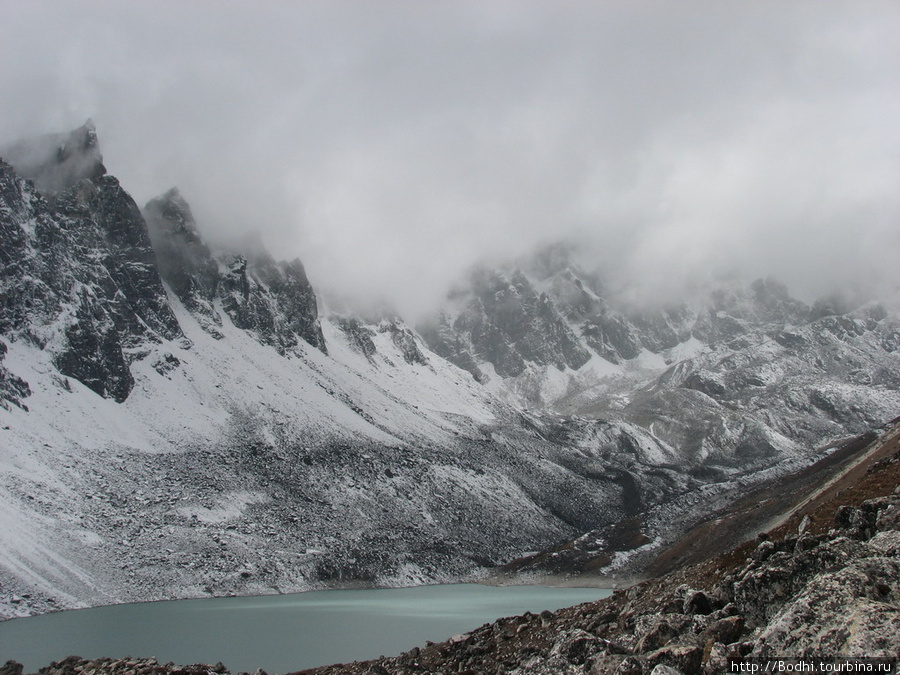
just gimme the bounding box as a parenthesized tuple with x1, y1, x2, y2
(646, 419, 900, 579)
(663, 419, 900, 589)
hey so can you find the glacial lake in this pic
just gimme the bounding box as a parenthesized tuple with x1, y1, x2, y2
(0, 584, 612, 674)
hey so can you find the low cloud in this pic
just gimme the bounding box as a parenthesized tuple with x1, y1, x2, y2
(1, 1, 898, 315)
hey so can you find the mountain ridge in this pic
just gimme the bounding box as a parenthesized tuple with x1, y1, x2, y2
(1, 123, 899, 619)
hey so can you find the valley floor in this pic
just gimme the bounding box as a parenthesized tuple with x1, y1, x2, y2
(10, 422, 900, 675)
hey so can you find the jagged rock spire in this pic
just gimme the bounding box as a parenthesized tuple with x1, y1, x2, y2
(145, 188, 328, 354)
(1, 120, 107, 193)
(0, 126, 184, 402)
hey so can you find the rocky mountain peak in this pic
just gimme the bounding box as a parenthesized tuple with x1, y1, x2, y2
(809, 290, 866, 321)
(419, 262, 592, 384)
(1, 119, 106, 194)
(3, 122, 899, 634)
(524, 240, 579, 281)
(419, 243, 900, 426)
(145, 187, 201, 241)
(144, 188, 223, 338)
(0, 134, 184, 402)
(145, 189, 327, 354)
(1, 120, 333, 405)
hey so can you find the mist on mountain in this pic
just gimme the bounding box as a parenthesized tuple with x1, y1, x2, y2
(1, 1, 898, 318)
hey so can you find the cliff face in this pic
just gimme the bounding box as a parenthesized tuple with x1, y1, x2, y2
(421, 268, 592, 381)
(0, 130, 183, 402)
(1, 123, 899, 624)
(0, 124, 327, 405)
(144, 189, 326, 354)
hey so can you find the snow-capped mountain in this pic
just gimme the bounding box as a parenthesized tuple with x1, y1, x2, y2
(1, 122, 183, 404)
(1, 123, 899, 617)
(419, 244, 900, 464)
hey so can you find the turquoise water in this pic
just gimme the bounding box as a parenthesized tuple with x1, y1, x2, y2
(0, 584, 611, 673)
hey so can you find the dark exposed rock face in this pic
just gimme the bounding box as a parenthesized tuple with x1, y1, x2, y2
(230, 250, 325, 355)
(144, 188, 223, 338)
(0, 143, 183, 401)
(145, 190, 326, 355)
(582, 310, 643, 364)
(0, 340, 30, 411)
(417, 310, 487, 383)
(1, 123, 327, 403)
(380, 320, 428, 366)
(335, 316, 378, 359)
(420, 268, 591, 380)
(332, 310, 430, 368)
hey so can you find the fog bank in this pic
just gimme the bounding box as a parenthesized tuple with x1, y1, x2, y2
(1, 1, 898, 315)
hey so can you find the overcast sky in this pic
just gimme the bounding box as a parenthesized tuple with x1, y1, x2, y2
(1, 1, 898, 314)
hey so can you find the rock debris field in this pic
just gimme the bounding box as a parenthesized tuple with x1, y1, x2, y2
(6, 445, 899, 675)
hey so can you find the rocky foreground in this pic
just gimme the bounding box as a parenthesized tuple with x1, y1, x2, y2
(7, 440, 900, 675)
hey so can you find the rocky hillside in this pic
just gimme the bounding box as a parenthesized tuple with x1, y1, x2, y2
(14, 423, 900, 675)
(0, 124, 732, 616)
(1, 123, 900, 620)
(422, 243, 900, 489)
(296, 422, 900, 674)
(422, 244, 899, 430)
(498, 423, 894, 580)
(0, 122, 184, 403)
(144, 188, 325, 355)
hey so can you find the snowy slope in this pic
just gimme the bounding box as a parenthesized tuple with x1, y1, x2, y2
(2, 126, 900, 619)
(420, 245, 900, 462)
(0, 280, 657, 616)
(0, 136, 641, 615)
